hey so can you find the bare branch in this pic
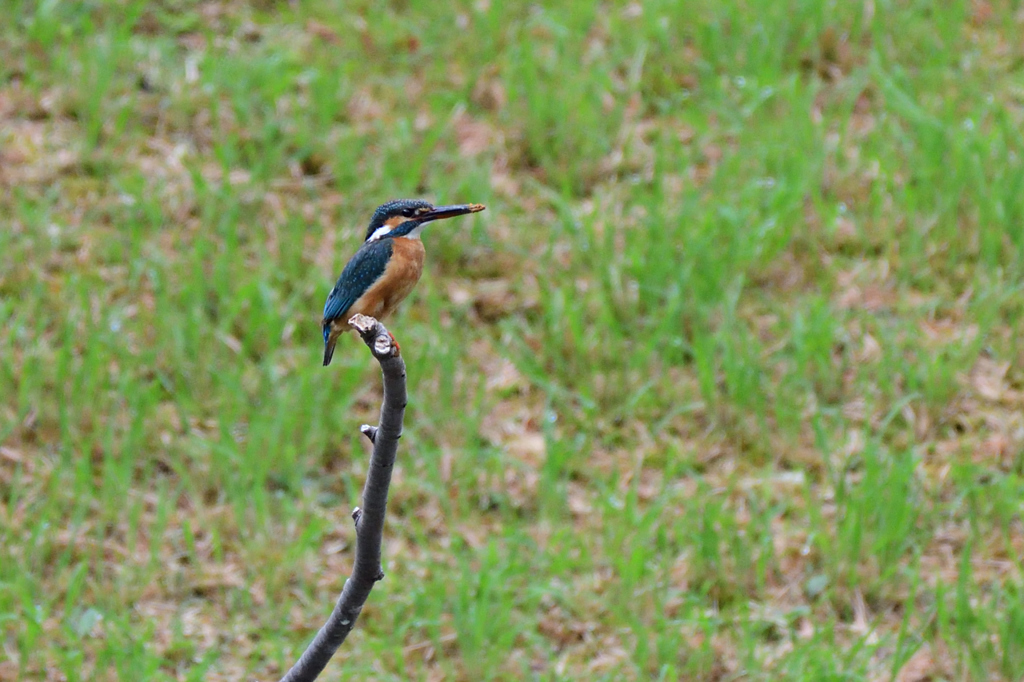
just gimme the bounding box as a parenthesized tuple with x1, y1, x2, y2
(279, 315, 406, 682)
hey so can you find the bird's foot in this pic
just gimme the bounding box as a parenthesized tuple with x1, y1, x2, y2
(389, 331, 400, 353)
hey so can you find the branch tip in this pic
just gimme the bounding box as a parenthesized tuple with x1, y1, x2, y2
(347, 314, 399, 358)
(347, 313, 377, 336)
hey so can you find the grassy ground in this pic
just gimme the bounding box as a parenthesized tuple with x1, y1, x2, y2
(2, 0, 1024, 679)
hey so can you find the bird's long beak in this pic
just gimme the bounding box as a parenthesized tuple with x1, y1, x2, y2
(418, 203, 486, 223)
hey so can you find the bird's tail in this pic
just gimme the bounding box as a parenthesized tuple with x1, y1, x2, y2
(322, 326, 337, 366)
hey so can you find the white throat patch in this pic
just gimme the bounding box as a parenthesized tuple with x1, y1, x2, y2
(367, 225, 393, 242)
(366, 221, 423, 242)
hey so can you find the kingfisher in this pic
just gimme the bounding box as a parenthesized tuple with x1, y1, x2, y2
(321, 199, 486, 365)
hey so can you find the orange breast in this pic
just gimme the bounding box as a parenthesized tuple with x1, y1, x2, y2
(347, 237, 425, 321)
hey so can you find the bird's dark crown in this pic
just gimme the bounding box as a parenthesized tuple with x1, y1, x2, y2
(364, 199, 434, 241)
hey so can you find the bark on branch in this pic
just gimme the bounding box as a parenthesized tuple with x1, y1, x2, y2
(279, 314, 406, 682)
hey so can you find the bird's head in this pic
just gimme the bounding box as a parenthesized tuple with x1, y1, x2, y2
(364, 199, 485, 242)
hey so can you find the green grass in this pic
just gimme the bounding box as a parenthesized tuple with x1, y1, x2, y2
(2, 0, 1024, 679)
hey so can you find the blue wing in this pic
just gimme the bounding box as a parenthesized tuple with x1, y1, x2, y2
(322, 238, 394, 326)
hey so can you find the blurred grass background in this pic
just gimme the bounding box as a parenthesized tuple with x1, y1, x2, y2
(2, 0, 1024, 680)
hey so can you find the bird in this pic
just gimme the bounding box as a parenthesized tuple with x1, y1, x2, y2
(321, 198, 486, 365)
